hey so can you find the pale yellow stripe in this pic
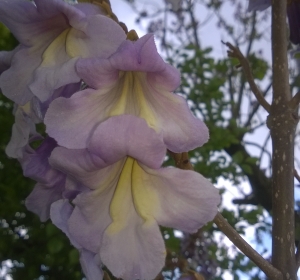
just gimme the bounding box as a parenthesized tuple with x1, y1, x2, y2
(41, 29, 70, 66)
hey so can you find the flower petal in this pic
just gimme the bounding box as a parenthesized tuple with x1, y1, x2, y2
(5, 105, 40, 159)
(21, 137, 70, 221)
(0, 0, 122, 104)
(79, 250, 103, 280)
(50, 199, 80, 247)
(89, 115, 166, 169)
(0, 49, 16, 74)
(66, 15, 126, 59)
(49, 147, 108, 189)
(0, 47, 41, 104)
(100, 159, 165, 280)
(77, 34, 180, 91)
(141, 85, 209, 152)
(45, 88, 116, 149)
(30, 14, 126, 102)
(74, 35, 209, 152)
(26, 182, 64, 222)
(20, 137, 64, 183)
(131, 162, 220, 232)
(51, 199, 104, 280)
(67, 161, 124, 252)
(46, 69, 208, 152)
(30, 55, 79, 102)
(0, 0, 63, 45)
(101, 218, 165, 280)
(37, 82, 81, 119)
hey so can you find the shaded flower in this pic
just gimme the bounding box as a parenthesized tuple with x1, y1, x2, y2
(21, 137, 86, 221)
(5, 103, 41, 159)
(51, 199, 103, 280)
(45, 34, 209, 153)
(21, 137, 65, 221)
(6, 83, 81, 159)
(49, 115, 220, 280)
(0, 48, 18, 74)
(0, 0, 126, 105)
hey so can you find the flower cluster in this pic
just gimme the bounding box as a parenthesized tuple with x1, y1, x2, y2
(0, 0, 220, 279)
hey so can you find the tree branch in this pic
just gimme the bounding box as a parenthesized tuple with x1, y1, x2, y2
(233, 12, 257, 119)
(245, 81, 272, 128)
(222, 41, 271, 113)
(289, 91, 300, 110)
(168, 151, 281, 278)
(224, 142, 272, 211)
(270, 0, 297, 278)
(294, 169, 300, 184)
(213, 213, 283, 280)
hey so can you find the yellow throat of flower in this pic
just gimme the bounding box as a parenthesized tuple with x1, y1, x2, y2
(109, 71, 158, 131)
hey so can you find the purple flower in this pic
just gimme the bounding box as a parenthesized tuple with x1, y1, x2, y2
(49, 115, 220, 280)
(0, 0, 126, 105)
(20, 137, 65, 221)
(50, 200, 103, 280)
(45, 34, 209, 153)
(0, 48, 18, 74)
(6, 83, 81, 159)
(20, 137, 87, 221)
(5, 103, 41, 159)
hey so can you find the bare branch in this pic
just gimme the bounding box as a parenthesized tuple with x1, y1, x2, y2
(169, 151, 281, 278)
(213, 213, 283, 280)
(222, 41, 271, 113)
(187, 1, 200, 49)
(245, 81, 272, 128)
(294, 169, 300, 184)
(233, 13, 257, 119)
(289, 91, 300, 110)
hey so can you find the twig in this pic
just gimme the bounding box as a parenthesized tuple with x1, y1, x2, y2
(245, 81, 272, 128)
(168, 151, 194, 170)
(222, 41, 271, 113)
(214, 213, 283, 280)
(233, 13, 256, 119)
(289, 91, 300, 110)
(103, 271, 112, 280)
(169, 151, 282, 279)
(294, 169, 300, 183)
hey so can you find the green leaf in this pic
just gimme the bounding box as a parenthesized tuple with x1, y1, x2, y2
(47, 238, 64, 254)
